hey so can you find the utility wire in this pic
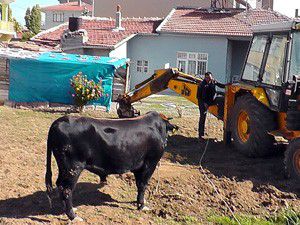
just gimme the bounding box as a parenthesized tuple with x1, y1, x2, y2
(198, 113, 241, 225)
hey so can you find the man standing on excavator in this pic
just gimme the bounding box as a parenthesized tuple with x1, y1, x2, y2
(197, 72, 225, 142)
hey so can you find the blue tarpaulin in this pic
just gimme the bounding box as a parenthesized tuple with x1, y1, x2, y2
(9, 52, 128, 110)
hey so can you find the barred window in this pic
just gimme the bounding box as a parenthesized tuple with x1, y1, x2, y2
(137, 60, 149, 73)
(53, 13, 64, 22)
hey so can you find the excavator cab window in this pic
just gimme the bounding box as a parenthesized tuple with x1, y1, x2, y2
(290, 32, 300, 80)
(262, 34, 288, 86)
(241, 31, 291, 111)
(242, 35, 268, 82)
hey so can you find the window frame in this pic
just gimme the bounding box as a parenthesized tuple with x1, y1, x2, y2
(241, 34, 269, 83)
(53, 12, 64, 22)
(53, 13, 57, 22)
(288, 31, 300, 81)
(261, 34, 288, 87)
(176, 51, 208, 76)
(241, 32, 291, 88)
(136, 60, 149, 73)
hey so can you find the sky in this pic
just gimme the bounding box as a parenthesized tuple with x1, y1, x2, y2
(10, 0, 300, 25)
(248, 0, 300, 17)
(10, 0, 58, 25)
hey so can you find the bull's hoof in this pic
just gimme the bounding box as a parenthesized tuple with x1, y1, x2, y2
(137, 205, 151, 211)
(141, 206, 151, 211)
(99, 181, 108, 188)
(72, 216, 83, 222)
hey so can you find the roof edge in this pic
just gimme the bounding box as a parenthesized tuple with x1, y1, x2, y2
(113, 34, 137, 49)
(156, 8, 176, 32)
(41, 2, 92, 12)
(32, 23, 68, 41)
(158, 30, 252, 38)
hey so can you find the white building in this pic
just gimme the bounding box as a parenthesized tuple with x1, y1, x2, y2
(41, 0, 92, 30)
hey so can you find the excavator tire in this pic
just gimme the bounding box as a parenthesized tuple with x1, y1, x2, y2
(284, 138, 300, 180)
(286, 111, 300, 131)
(231, 94, 276, 157)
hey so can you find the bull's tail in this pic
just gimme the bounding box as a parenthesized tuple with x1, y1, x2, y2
(45, 137, 54, 209)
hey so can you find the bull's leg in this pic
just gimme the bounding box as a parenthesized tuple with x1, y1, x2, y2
(99, 174, 108, 185)
(85, 166, 108, 186)
(133, 161, 158, 210)
(57, 165, 83, 221)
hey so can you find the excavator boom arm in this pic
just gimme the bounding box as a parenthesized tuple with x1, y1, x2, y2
(116, 68, 221, 118)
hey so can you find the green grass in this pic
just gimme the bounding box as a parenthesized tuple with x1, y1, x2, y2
(208, 209, 300, 225)
(132, 95, 198, 117)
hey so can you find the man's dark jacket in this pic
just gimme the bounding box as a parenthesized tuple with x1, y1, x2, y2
(197, 79, 225, 106)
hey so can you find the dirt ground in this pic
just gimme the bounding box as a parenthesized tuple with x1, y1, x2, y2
(0, 96, 299, 225)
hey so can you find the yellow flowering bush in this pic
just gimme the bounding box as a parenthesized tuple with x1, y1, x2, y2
(70, 72, 103, 111)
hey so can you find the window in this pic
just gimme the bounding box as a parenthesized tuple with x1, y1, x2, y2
(242, 35, 268, 82)
(290, 32, 300, 79)
(53, 13, 64, 22)
(177, 52, 208, 76)
(262, 35, 287, 86)
(136, 60, 148, 73)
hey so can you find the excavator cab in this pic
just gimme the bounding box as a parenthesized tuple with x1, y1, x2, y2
(239, 21, 300, 112)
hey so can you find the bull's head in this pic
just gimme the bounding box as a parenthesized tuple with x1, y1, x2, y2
(159, 113, 179, 132)
(116, 94, 140, 118)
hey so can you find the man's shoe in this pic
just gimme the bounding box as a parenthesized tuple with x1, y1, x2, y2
(198, 137, 206, 143)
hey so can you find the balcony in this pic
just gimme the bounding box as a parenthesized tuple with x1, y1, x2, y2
(0, 20, 14, 34)
(0, 0, 15, 3)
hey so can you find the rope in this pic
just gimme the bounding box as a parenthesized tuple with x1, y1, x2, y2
(198, 114, 241, 225)
(155, 162, 161, 194)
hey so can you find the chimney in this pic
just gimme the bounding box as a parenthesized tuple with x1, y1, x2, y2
(114, 5, 125, 31)
(235, 0, 252, 9)
(256, 0, 273, 10)
(296, 9, 299, 18)
(78, 0, 82, 6)
(69, 17, 83, 31)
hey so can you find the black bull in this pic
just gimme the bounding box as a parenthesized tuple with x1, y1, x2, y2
(45, 111, 178, 220)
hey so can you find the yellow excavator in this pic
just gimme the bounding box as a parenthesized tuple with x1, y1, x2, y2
(117, 19, 300, 180)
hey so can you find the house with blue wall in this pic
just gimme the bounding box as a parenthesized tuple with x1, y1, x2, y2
(127, 7, 290, 88)
(32, 6, 290, 92)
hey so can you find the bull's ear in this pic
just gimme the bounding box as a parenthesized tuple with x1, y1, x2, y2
(167, 117, 173, 121)
(159, 113, 168, 121)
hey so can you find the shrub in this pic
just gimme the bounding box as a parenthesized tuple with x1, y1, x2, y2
(21, 31, 34, 41)
(70, 72, 103, 112)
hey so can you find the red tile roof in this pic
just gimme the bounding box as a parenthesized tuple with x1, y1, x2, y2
(8, 41, 61, 52)
(41, 1, 92, 12)
(158, 8, 291, 36)
(33, 23, 67, 46)
(33, 18, 162, 48)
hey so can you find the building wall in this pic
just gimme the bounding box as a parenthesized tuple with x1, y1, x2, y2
(59, 0, 93, 4)
(94, 0, 233, 18)
(63, 47, 110, 56)
(127, 34, 229, 89)
(226, 40, 233, 83)
(231, 40, 250, 82)
(83, 48, 110, 56)
(0, 58, 9, 102)
(43, 10, 90, 30)
(109, 42, 127, 59)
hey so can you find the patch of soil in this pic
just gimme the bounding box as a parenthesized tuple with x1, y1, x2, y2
(0, 106, 299, 225)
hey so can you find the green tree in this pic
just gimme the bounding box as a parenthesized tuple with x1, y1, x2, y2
(24, 7, 31, 29)
(12, 18, 22, 33)
(28, 5, 41, 35)
(21, 31, 34, 41)
(24, 5, 41, 35)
